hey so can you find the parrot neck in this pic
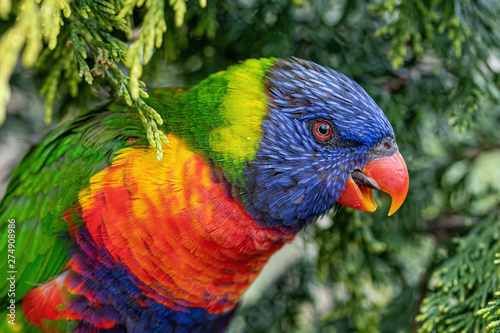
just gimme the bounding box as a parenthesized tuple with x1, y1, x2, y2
(143, 59, 331, 231)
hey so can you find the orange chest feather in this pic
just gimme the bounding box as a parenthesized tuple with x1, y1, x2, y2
(71, 135, 295, 314)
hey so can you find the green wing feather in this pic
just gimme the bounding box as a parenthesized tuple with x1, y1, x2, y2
(0, 104, 148, 304)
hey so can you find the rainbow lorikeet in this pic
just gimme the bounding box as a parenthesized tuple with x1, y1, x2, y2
(0, 58, 408, 332)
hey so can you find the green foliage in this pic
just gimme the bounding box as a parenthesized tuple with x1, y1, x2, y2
(0, 0, 203, 160)
(417, 214, 500, 332)
(371, 0, 500, 131)
(478, 270, 500, 333)
(3, 0, 500, 332)
(371, 0, 471, 68)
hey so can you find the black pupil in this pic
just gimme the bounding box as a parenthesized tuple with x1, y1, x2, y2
(318, 123, 330, 136)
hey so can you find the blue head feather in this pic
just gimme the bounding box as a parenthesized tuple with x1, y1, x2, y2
(241, 58, 396, 231)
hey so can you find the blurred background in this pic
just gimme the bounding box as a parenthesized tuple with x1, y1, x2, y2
(1, 1, 500, 332)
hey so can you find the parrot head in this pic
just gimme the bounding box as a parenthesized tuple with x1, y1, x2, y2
(180, 57, 409, 231)
(234, 58, 409, 229)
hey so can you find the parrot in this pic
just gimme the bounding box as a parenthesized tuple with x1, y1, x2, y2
(0, 58, 409, 332)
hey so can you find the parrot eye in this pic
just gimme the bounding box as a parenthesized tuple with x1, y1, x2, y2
(307, 118, 360, 147)
(313, 121, 333, 139)
(309, 118, 338, 143)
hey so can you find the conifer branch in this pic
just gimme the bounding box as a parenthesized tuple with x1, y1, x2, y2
(372, 0, 500, 132)
(0, 0, 203, 160)
(0, 0, 42, 124)
(477, 253, 500, 333)
(416, 215, 500, 332)
(371, 0, 470, 70)
(124, 0, 167, 101)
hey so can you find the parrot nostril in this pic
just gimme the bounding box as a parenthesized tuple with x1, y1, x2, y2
(384, 142, 392, 150)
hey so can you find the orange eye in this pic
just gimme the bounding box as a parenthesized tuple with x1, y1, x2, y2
(313, 121, 332, 139)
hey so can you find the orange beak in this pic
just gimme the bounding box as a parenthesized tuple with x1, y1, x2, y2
(336, 151, 409, 216)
